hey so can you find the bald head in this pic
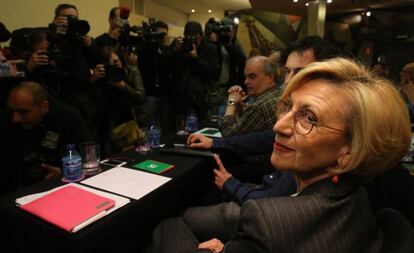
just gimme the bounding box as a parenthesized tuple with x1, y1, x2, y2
(403, 62, 414, 75)
(8, 81, 49, 129)
(10, 81, 48, 105)
(401, 62, 414, 85)
(244, 56, 277, 96)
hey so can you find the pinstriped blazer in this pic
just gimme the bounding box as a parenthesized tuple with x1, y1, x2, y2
(224, 177, 383, 253)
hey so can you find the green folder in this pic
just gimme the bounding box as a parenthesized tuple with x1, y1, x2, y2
(132, 160, 174, 174)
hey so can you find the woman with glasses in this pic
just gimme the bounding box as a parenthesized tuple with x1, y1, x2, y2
(149, 58, 412, 253)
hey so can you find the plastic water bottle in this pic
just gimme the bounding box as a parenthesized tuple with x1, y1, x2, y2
(0, 61, 11, 77)
(402, 134, 414, 162)
(185, 112, 198, 133)
(218, 102, 227, 119)
(150, 124, 161, 148)
(61, 144, 84, 182)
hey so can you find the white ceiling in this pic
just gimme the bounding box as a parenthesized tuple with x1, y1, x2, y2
(152, 0, 251, 14)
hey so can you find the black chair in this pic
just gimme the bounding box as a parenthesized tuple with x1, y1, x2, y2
(376, 207, 414, 253)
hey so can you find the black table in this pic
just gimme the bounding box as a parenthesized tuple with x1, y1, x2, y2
(0, 137, 218, 253)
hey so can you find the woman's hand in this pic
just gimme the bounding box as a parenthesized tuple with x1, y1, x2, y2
(213, 154, 232, 190)
(198, 238, 224, 253)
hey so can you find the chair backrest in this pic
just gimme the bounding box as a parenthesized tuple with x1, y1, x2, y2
(376, 207, 414, 253)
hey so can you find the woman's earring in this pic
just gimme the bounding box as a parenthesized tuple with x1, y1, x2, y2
(332, 175, 339, 184)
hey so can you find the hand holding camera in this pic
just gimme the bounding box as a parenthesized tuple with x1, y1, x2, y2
(27, 50, 49, 72)
(173, 36, 184, 51)
(53, 15, 69, 27)
(91, 64, 105, 82)
(182, 36, 198, 58)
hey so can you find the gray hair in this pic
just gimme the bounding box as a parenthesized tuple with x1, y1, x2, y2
(247, 55, 278, 79)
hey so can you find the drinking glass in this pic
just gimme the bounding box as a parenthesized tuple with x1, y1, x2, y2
(176, 115, 189, 136)
(80, 143, 101, 176)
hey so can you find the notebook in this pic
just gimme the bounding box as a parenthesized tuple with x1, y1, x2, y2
(193, 127, 222, 138)
(20, 185, 116, 233)
(133, 160, 174, 174)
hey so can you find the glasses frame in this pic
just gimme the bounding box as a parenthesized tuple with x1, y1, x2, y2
(277, 101, 345, 136)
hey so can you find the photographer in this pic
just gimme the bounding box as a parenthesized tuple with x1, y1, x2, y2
(170, 21, 219, 123)
(26, 30, 55, 76)
(138, 20, 175, 133)
(37, 4, 103, 143)
(95, 7, 123, 51)
(205, 18, 246, 102)
(91, 49, 146, 154)
(48, 3, 93, 69)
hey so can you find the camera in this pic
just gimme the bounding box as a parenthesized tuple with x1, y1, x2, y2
(183, 35, 197, 53)
(205, 18, 233, 45)
(66, 15, 90, 37)
(119, 21, 166, 50)
(43, 16, 90, 75)
(105, 63, 125, 82)
(49, 15, 90, 38)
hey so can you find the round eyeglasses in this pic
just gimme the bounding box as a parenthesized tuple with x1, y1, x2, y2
(277, 100, 345, 136)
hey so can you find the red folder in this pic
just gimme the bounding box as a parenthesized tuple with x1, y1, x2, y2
(20, 185, 115, 233)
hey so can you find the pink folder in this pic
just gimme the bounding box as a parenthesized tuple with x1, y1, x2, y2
(20, 185, 115, 233)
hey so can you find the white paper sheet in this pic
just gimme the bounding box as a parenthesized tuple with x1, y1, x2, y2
(80, 167, 171, 200)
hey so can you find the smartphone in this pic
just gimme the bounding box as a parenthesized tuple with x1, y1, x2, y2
(100, 159, 127, 167)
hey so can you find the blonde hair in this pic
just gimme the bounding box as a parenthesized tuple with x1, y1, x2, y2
(281, 57, 411, 178)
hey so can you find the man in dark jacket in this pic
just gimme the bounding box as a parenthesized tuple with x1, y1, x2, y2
(0, 81, 91, 195)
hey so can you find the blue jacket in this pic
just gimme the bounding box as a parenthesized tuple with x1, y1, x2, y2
(222, 170, 296, 205)
(212, 129, 296, 204)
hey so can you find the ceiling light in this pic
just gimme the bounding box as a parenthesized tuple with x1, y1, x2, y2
(293, 0, 298, 3)
(327, 0, 332, 3)
(305, 2, 309, 6)
(191, 9, 195, 13)
(366, 11, 371, 17)
(208, 9, 212, 13)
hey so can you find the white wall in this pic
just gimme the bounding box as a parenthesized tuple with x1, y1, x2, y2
(143, 0, 187, 26)
(189, 12, 225, 28)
